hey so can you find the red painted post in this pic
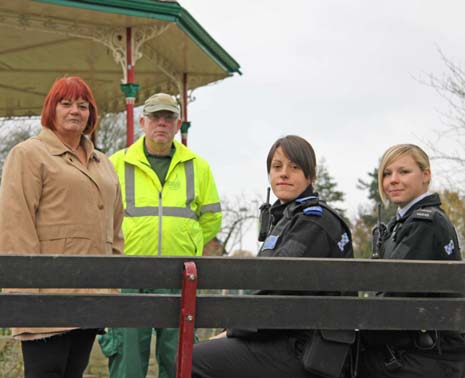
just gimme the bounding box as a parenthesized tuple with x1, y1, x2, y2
(120, 27, 139, 147)
(181, 73, 189, 146)
(125, 27, 134, 146)
(126, 27, 135, 85)
(176, 261, 198, 378)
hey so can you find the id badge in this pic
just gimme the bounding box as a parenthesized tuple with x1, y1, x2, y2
(262, 235, 279, 250)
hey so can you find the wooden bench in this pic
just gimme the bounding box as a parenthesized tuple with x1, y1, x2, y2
(0, 255, 464, 377)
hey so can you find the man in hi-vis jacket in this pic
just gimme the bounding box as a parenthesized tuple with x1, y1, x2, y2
(98, 93, 222, 378)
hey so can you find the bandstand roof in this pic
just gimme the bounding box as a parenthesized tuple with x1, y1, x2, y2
(0, 0, 241, 117)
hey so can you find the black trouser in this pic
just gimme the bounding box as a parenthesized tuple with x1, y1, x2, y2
(21, 328, 98, 378)
(192, 335, 322, 378)
(358, 349, 465, 378)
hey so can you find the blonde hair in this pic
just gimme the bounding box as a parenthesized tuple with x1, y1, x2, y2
(378, 144, 430, 203)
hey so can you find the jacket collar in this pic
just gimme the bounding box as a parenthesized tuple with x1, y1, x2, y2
(397, 193, 441, 221)
(397, 192, 431, 219)
(36, 128, 95, 158)
(270, 185, 317, 222)
(125, 136, 196, 165)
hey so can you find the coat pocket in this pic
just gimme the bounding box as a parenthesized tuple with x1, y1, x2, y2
(38, 224, 98, 254)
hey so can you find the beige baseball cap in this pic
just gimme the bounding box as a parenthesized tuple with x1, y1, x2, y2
(143, 93, 179, 115)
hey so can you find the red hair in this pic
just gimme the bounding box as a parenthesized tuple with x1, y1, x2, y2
(41, 76, 98, 135)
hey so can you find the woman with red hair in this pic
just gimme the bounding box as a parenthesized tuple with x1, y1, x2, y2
(0, 76, 124, 378)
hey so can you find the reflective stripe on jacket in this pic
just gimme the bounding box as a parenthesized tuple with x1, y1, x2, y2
(110, 137, 222, 256)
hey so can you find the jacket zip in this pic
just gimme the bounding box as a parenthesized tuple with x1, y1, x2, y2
(158, 190, 162, 256)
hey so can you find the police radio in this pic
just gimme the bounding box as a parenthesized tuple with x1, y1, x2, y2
(371, 203, 387, 259)
(258, 187, 272, 242)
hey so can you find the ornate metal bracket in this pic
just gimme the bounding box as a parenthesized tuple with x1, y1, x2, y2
(0, 10, 169, 84)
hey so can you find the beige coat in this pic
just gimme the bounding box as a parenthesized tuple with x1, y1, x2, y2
(0, 128, 124, 338)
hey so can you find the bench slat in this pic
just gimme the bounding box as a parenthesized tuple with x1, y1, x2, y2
(0, 255, 464, 293)
(1, 294, 464, 331)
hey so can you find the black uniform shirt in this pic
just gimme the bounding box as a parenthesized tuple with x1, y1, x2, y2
(227, 186, 353, 338)
(259, 188, 353, 260)
(367, 193, 465, 357)
(381, 193, 461, 261)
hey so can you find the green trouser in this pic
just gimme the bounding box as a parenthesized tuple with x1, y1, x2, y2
(97, 288, 180, 378)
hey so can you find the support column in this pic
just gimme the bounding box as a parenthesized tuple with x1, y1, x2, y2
(120, 27, 140, 147)
(180, 73, 190, 146)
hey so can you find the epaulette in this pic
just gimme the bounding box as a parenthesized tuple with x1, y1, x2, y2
(295, 195, 324, 217)
(303, 205, 323, 217)
(412, 208, 434, 221)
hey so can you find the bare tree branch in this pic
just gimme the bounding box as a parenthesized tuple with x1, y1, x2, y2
(415, 48, 465, 192)
(218, 194, 261, 255)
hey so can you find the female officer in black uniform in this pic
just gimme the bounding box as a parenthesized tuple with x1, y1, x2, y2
(191, 135, 354, 378)
(359, 144, 465, 378)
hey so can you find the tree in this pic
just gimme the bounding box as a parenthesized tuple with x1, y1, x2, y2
(352, 167, 396, 258)
(218, 195, 260, 255)
(438, 189, 465, 250)
(0, 112, 141, 180)
(422, 49, 465, 190)
(95, 112, 143, 155)
(0, 118, 41, 183)
(351, 216, 372, 259)
(356, 167, 397, 225)
(314, 158, 347, 219)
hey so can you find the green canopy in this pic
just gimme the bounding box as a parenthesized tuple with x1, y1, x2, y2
(0, 0, 241, 117)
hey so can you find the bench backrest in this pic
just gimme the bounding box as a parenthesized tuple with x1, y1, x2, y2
(1, 255, 464, 331)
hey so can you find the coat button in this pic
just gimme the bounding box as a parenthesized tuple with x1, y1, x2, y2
(98, 204, 104, 210)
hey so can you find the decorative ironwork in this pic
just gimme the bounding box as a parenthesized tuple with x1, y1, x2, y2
(133, 24, 171, 64)
(144, 44, 182, 92)
(0, 10, 169, 84)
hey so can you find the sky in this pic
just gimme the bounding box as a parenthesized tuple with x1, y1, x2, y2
(4, 1, 462, 253)
(175, 1, 465, 252)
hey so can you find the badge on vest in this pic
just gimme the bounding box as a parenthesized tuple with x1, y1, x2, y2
(444, 240, 455, 255)
(337, 232, 349, 252)
(262, 235, 279, 250)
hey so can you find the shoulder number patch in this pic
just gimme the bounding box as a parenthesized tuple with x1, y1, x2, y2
(412, 208, 434, 221)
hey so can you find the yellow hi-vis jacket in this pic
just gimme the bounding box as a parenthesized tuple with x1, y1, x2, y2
(110, 137, 222, 256)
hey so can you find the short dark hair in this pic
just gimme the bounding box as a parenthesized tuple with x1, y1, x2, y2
(266, 135, 317, 182)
